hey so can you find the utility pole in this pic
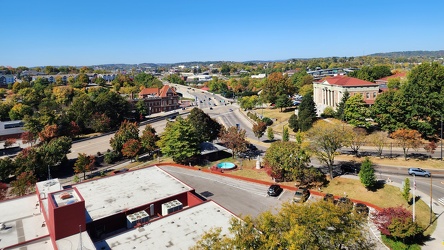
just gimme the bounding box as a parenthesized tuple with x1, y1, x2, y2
(413, 175, 416, 222)
(430, 174, 433, 224)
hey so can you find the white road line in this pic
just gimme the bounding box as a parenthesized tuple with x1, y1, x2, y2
(277, 190, 285, 200)
(162, 167, 268, 197)
(438, 197, 444, 206)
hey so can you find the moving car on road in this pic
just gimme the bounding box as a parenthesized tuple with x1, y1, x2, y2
(267, 185, 283, 197)
(408, 168, 431, 177)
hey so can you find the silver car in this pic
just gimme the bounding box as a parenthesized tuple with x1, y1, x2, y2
(408, 168, 431, 177)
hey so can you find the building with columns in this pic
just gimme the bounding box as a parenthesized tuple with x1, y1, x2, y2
(313, 75, 380, 116)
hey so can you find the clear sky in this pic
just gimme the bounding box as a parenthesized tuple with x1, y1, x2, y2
(2, 0, 443, 67)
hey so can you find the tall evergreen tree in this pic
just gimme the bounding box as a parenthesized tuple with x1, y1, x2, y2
(298, 92, 317, 131)
(359, 157, 377, 190)
(335, 90, 349, 121)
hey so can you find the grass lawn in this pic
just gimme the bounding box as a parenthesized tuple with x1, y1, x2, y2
(321, 177, 437, 236)
(254, 108, 296, 135)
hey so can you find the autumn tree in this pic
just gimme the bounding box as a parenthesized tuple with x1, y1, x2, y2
(0, 182, 7, 200)
(372, 206, 423, 243)
(368, 131, 389, 157)
(218, 126, 248, 158)
(140, 125, 159, 155)
(90, 113, 111, 133)
(122, 139, 141, 162)
(110, 120, 140, 157)
(4, 138, 16, 149)
(193, 201, 374, 250)
(424, 141, 437, 158)
(306, 119, 353, 179)
(358, 157, 376, 190)
(390, 129, 422, 160)
(74, 153, 95, 180)
(157, 118, 200, 163)
(10, 171, 36, 196)
(38, 124, 59, 143)
(347, 127, 367, 156)
(261, 72, 295, 104)
(252, 122, 267, 140)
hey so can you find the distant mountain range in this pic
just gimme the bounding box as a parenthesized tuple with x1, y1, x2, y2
(368, 50, 444, 58)
(88, 50, 444, 69)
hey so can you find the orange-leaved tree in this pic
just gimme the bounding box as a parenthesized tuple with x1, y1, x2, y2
(390, 129, 422, 160)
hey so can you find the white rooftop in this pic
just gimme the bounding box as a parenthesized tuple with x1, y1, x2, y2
(56, 231, 95, 250)
(74, 166, 193, 222)
(0, 195, 51, 249)
(94, 201, 236, 250)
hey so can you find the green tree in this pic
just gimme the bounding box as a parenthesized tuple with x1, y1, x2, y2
(275, 94, 292, 112)
(94, 91, 130, 128)
(264, 136, 310, 182)
(358, 157, 377, 190)
(349, 65, 392, 82)
(157, 118, 200, 163)
(0, 157, 15, 181)
(266, 127, 274, 141)
(343, 94, 371, 128)
(402, 178, 410, 203)
(368, 131, 389, 157)
(110, 120, 140, 157)
(252, 122, 267, 140)
(261, 72, 295, 104)
(74, 153, 95, 180)
(38, 136, 72, 179)
(282, 126, 289, 141)
(193, 200, 374, 250)
(335, 90, 349, 121)
(9, 103, 33, 120)
(122, 139, 141, 162)
(371, 90, 407, 133)
(288, 114, 299, 132)
(218, 126, 248, 158)
(94, 77, 107, 86)
(306, 119, 353, 179)
(0, 102, 13, 121)
(298, 92, 317, 131)
(90, 113, 111, 133)
(187, 108, 222, 143)
(68, 94, 94, 132)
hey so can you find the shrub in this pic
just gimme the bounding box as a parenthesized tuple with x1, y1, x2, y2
(104, 151, 118, 164)
(262, 117, 273, 126)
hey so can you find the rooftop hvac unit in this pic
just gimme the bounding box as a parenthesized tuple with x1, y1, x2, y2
(126, 210, 150, 229)
(161, 200, 183, 216)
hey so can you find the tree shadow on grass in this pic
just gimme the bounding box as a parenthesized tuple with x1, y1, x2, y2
(366, 180, 385, 192)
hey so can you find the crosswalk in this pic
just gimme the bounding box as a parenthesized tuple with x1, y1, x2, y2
(438, 197, 444, 206)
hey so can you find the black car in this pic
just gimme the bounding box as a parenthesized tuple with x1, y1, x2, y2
(323, 193, 335, 203)
(340, 163, 359, 175)
(267, 185, 283, 197)
(354, 203, 369, 215)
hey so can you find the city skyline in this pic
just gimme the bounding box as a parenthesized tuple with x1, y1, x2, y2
(2, 0, 444, 67)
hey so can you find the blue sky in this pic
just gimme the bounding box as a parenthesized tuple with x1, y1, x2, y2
(2, 0, 443, 67)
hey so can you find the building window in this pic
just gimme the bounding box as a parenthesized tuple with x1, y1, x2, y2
(373, 92, 377, 98)
(366, 92, 370, 99)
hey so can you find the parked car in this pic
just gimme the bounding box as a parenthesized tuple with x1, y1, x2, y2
(408, 168, 431, 177)
(354, 203, 369, 215)
(337, 197, 353, 210)
(267, 184, 283, 197)
(209, 107, 213, 110)
(323, 193, 335, 203)
(293, 188, 310, 203)
(340, 163, 359, 175)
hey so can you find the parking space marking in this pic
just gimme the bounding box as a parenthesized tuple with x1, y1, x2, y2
(277, 190, 285, 200)
(438, 197, 444, 206)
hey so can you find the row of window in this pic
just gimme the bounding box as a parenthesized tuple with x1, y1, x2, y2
(4, 122, 24, 129)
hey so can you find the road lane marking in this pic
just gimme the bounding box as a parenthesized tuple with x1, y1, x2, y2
(277, 190, 285, 200)
(438, 197, 444, 206)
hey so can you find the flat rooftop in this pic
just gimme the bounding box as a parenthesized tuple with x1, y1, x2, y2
(74, 166, 194, 222)
(0, 195, 51, 249)
(94, 201, 236, 250)
(56, 231, 95, 250)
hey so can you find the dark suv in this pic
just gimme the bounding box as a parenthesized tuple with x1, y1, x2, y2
(267, 185, 283, 197)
